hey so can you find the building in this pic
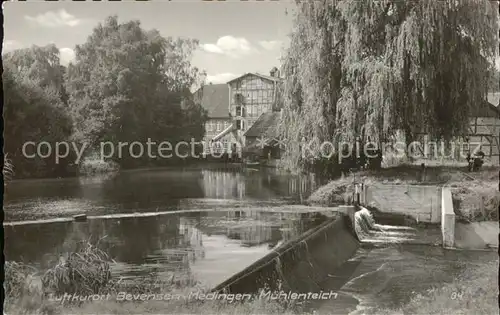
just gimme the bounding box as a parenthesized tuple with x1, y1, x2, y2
(467, 92, 500, 164)
(194, 69, 282, 157)
(209, 69, 283, 155)
(194, 84, 232, 155)
(243, 111, 282, 160)
(413, 92, 500, 164)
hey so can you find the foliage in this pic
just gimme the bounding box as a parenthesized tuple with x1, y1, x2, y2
(2, 16, 208, 178)
(4, 261, 38, 301)
(487, 67, 500, 92)
(280, 0, 499, 173)
(2, 58, 75, 178)
(451, 181, 499, 221)
(78, 158, 120, 176)
(3, 44, 69, 104)
(65, 16, 207, 169)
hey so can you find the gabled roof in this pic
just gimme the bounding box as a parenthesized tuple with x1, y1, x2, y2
(227, 72, 282, 84)
(193, 84, 230, 119)
(244, 112, 281, 138)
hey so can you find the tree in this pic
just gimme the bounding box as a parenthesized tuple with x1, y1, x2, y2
(280, 0, 499, 173)
(3, 44, 69, 105)
(3, 61, 74, 178)
(65, 16, 207, 168)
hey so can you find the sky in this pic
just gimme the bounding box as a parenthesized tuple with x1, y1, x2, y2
(3, 1, 296, 84)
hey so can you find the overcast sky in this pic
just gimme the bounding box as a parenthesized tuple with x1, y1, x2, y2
(3, 1, 295, 84)
(3, 1, 499, 85)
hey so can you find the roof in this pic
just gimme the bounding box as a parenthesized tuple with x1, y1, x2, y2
(244, 112, 281, 138)
(487, 92, 500, 107)
(471, 93, 500, 118)
(193, 85, 499, 120)
(193, 84, 230, 119)
(227, 72, 282, 84)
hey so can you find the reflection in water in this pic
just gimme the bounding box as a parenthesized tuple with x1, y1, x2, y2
(4, 168, 320, 222)
(4, 211, 328, 288)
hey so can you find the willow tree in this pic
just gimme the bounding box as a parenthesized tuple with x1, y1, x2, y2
(280, 0, 499, 172)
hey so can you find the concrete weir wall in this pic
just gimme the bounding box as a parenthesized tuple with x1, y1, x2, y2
(362, 184, 442, 223)
(360, 183, 457, 247)
(441, 187, 455, 247)
(211, 211, 360, 294)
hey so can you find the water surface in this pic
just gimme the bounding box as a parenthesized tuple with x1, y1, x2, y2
(4, 210, 332, 288)
(4, 167, 320, 222)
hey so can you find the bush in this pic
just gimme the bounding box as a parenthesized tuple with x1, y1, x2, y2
(451, 181, 499, 222)
(79, 159, 119, 176)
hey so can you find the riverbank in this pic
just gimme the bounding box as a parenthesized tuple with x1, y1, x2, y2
(308, 165, 499, 222)
(5, 251, 497, 315)
(376, 259, 498, 315)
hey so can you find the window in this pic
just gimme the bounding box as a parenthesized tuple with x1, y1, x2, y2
(236, 119, 245, 131)
(206, 122, 213, 132)
(235, 93, 244, 105)
(216, 122, 221, 131)
(236, 106, 242, 117)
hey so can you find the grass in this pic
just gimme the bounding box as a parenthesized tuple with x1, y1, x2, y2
(376, 260, 499, 315)
(5, 238, 498, 315)
(306, 176, 357, 206)
(41, 241, 113, 299)
(3, 241, 304, 315)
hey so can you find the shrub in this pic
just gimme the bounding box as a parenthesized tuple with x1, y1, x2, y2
(79, 159, 119, 176)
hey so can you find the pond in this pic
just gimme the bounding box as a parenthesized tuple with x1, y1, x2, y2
(4, 210, 333, 289)
(3, 167, 321, 222)
(3, 166, 497, 314)
(4, 167, 326, 288)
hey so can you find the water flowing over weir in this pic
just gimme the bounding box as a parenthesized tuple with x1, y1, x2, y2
(211, 211, 361, 295)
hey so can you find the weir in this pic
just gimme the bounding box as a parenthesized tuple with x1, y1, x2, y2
(211, 209, 360, 294)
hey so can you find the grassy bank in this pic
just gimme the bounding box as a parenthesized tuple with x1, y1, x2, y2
(307, 165, 499, 222)
(3, 242, 302, 315)
(377, 260, 498, 315)
(5, 239, 498, 315)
